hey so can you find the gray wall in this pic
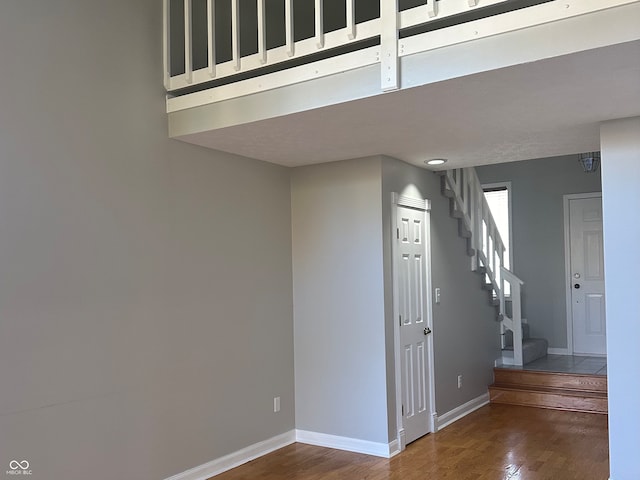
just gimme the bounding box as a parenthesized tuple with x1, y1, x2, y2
(291, 156, 501, 445)
(476, 156, 602, 349)
(291, 157, 390, 444)
(381, 158, 499, 420)
(0, 2, 294, 480)
(601, 117, 640, 480)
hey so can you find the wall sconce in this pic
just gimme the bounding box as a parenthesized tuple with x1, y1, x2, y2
(578, 152, 600, 173)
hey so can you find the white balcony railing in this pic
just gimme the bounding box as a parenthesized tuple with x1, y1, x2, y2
(164, 0, 522, 95)
(164, 0, 636, 113)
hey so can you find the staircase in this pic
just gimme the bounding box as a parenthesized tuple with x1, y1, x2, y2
(502, 323, 548, 366)
(438, 167, 606, 413)
(440, 167, 548, 366)
(489, 367, 608, 414)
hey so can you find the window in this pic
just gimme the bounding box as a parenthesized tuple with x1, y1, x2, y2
(483, 182, 512, 272)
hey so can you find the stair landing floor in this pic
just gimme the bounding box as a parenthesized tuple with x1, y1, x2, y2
(499, 354, 607, 376)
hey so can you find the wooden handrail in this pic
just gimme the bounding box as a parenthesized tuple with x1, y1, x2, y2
(502, 267, 524, 286)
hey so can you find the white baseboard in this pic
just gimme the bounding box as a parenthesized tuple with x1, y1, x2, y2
(388, 439, 401, 458)
(165, 430, 295, 480)
(435, 393, 490, 431)
(296, 429, 399, 458)
(397, 428, 407, 453)
(547, 348, 570, 355)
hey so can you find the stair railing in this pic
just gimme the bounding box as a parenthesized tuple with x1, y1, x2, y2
(441, 168, 505, 279)
(441, 167, 525, 366)
(500, 267, 524, 366)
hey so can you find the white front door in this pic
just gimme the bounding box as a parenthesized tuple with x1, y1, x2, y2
(396, 205, 431, 444)
(568, 195, 607, 355)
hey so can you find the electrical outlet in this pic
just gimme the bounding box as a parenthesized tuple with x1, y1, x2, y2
(435, 287, 441, 304)
(457, 375, 463, 389)
(273, 396, 281, 413)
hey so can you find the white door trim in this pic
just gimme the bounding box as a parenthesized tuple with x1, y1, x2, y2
(563, 192, 603, 356)
(391, 193, 430, 211)
(391, 192, 436, 452)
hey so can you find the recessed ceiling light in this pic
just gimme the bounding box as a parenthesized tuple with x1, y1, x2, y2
(425, 158, 447, 166)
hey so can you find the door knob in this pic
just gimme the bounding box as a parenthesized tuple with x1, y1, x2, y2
(574, 283, 581, 289)
(424, 327, 432, 335)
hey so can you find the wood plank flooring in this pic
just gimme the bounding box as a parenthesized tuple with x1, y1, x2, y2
(212, 404, 609, 480)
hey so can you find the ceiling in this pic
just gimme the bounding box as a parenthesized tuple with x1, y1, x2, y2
(179, 40, 640, 170)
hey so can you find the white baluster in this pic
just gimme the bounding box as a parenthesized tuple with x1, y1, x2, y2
(512, 282, 523, 366)
(492, 230, 497, 280)
(476, 189, 483, 258)
(469, 174, 478, 270)
(484, 221, 490, 266)
(285, 0, 294, 56)
(427, 0, 438, 18)
(315, 0, 324, 48)
(207, 0, 217, 76)
(231, 0, 240, 70)
(163, 0, 171, 88)
(499, 268, 505, 315)
(346, 0, 355, 40)
(460, 169, 467, 217)
(257, 0, 266, 63)
(184, 0, 193, 83)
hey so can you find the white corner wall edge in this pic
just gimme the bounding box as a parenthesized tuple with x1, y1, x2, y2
(164, 430, 296, 480)
(295, 430, 401, 458)
(435, 393, 490, 431)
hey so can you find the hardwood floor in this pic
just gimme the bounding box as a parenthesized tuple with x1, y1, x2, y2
(213, 404, 609, 480)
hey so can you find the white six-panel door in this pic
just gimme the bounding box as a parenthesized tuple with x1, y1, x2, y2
(396, 204, 432, 444)
(568, 195, 607, 355)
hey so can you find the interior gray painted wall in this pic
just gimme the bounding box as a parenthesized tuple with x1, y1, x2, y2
(291, 157, 390, 444)
(476, 156, 602, 349)
(381, 158, 499, 419)
(601, 117, 640, 480)
(292, 156, 501, 445)
(0, 2, 294, 480)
